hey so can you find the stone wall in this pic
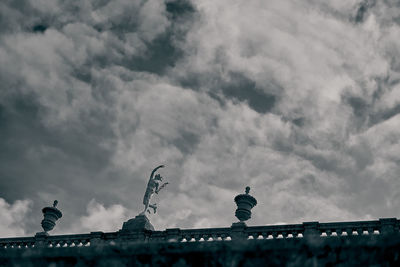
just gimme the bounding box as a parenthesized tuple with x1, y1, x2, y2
(1, 218, 400, 266)
(1, 234, 400, 266)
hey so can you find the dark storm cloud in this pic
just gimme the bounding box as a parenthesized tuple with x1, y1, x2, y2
(0, 91, 121, 233)
(220, 72, 277, 114)
(355, 0, 375, 23)
(32, 25, 47, 33)
(120, 0, 195, 74)
(371, 104, 400, 124)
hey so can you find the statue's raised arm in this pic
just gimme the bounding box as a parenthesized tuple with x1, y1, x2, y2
(150, 165, 165, 179)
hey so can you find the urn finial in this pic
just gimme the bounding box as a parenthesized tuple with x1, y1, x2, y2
(40, 200, 63, 234)
(234, 186, 257, 223)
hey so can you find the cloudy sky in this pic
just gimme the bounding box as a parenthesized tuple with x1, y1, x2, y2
(1, 0, 400, 237)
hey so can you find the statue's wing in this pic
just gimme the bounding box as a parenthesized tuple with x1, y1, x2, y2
(143, 165, 165, 205)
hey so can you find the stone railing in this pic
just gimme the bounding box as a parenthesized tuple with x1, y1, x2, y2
(1, 218, 399, 249)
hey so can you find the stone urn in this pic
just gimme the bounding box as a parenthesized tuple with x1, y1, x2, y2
(234, 186, 257, 222)
(41, 200, 62, 233)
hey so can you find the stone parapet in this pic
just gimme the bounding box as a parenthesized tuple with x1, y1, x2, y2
(2, 234, 400, 266)
(1, 218, 399, 249)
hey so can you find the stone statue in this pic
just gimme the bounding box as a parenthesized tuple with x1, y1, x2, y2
(141, 165, 169, 214)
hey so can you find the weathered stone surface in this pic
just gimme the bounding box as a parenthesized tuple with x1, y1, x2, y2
(2, 218, 400, 265)
(121, 214, 154, 231)
(1, 235, 400, 266)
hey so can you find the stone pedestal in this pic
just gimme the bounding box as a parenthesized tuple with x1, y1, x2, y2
(231, 221, 247, 240)
(35, 232, 49, 237)
(379, 218, 398, 235)
(121, 214, 154, 231)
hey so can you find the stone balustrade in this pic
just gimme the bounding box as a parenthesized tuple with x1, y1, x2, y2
(1, 218, 399, 249)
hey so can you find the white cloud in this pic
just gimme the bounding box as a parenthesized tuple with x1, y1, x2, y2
(0, 198, 32, 237)
(68, 199, 131, 233)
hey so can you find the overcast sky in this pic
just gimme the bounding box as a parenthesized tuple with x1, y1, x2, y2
(1, 0, 400, 237)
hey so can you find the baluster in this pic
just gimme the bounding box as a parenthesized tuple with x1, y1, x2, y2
(272, 232, 278, 239)
(326, 230, 332, 237)
(201, 234, 208, 241)
(346, 229, 352, 236)
(210, 234, 217, 241)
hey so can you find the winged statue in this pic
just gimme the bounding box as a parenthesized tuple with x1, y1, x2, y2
(141, 165, 169, 214)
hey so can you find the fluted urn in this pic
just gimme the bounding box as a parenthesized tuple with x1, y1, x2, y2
(234, 186, 257, 222)
(41, 200, 62, 233)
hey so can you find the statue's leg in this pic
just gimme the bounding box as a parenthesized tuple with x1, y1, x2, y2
(143, 198, 150, 213)
(149, 204, 157, 213)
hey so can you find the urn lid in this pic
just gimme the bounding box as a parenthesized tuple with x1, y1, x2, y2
(42, 200, 62, 218)
(234, 186, 257, 206)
